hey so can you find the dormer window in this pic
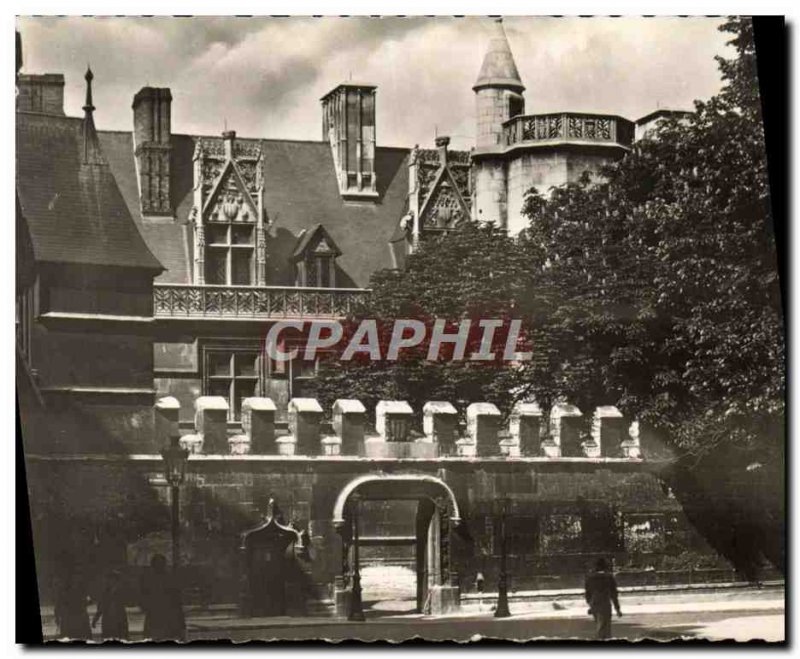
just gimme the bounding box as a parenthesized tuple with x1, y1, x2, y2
(192, 130, 266, 287)
(291, 224, 342, 288)
(205, 205, 255, 285)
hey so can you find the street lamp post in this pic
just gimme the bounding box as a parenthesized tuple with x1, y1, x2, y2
(348, 494, 366, 621)
(161, 433, 189, 573)
(495, 497, 511, 618)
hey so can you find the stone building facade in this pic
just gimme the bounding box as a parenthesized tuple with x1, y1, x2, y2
(16, 23, 730, 617)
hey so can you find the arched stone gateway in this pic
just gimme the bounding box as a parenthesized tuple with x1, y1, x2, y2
(332, 474, 463, 617)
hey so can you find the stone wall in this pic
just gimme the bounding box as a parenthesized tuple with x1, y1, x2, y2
(505, 147, 621, 235)
(23, 394, 728, 613)
(472, 159, 508, 228)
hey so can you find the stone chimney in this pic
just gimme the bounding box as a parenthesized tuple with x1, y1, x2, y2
(320, 82, 378, 200)
(17, 73, 65, 115)
(435, 135, 450, 166)
(132, 87, 173, 217)
(222, 129, 236, 159)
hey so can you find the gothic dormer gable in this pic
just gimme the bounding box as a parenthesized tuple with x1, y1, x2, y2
(190, 131, 267, 286)
(418, 166, 471, 233)
(202, 160, 258, 225)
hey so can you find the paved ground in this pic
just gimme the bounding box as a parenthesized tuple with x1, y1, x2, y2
(43, 583, 784, 643)
(186, 609, 785, 643)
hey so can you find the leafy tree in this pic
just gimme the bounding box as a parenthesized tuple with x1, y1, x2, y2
(520, 17, 784, 576)
(312, 221, 530, 425)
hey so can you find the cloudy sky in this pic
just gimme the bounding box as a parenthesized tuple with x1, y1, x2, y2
(17, 16, 732, 150)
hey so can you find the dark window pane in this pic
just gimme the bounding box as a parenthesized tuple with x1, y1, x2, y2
(318, 257, 331, 288)
(235, 352, 259, 377)
(233, 380, 256, 418)
(208, 378, 230, 401)
(207, 352, 231, 377)
(306, 257, 318, 287)
(206, 247, 227, 284)
(231, 224, 254, 245)
(206, 224, 229, 245)
(231, 249, 253, 285)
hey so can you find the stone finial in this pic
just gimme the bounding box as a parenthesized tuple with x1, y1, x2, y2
(276, 435, 296, 456)
(423, 401, 458, 454)
(466, 402, 502, 456)
(621, 420, 642, 459)
(321, 435, 342, 457)
(435, 135, 450, 166)
(375, 400, 414, 442)
(288, 398, 324, 456)
(333, 399, 367, 456)
(195, 396, 229, 453)
(592, 406, 627, 458)
(455, 437, 476, 458)
(242, 397, 277, 454)
(154, 396, 180, 448)
(228, 434, 251, 456)
(179, 433, 203, 454)
(81, 66, 105, 165)
(509, 401, 542, 457)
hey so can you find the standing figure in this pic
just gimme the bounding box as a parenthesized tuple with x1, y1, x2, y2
(584, 558, 622, 640)
(140, 554, 186, 642)
(92, 569, 129, 641)
(53, 572, 91, 641)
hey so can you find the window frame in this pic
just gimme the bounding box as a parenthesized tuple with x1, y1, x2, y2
(204, 219, 256, 286)
(201, 340, 264, 421)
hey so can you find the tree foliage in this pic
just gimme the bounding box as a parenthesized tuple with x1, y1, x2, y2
(520, 17, 784, 575)
(314, 17, 784, 576)
(312, 221, 530, 422)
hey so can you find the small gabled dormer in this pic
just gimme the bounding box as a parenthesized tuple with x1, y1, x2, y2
(291, 224, 342, 288)
(320, 83, 378, 200)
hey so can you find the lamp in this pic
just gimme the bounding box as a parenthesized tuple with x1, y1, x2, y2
(161, 433, 190, 572)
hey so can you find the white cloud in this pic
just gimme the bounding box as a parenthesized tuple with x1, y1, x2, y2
(17, 16, 732, 150)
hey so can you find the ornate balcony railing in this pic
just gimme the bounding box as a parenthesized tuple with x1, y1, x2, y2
(153, 283, 370, 320)
(502, 112, 635, 149)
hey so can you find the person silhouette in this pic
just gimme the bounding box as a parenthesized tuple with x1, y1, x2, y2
(92, 569, 129, 641)
(584, 558, 622, 640)
(53, 571, 91, 641)
(140, 554, 186, 642)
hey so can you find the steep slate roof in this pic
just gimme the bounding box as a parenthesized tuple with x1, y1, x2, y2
(99, 130, 193, 284)
(473, 18, 525, 92)
(99, 130, 410, 288)
(16, 112, 163, 272)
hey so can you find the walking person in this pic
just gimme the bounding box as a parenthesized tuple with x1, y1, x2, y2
(140, 554, 187, 642)
(92, 569, 129, 641)
(584, 558, 622, 640)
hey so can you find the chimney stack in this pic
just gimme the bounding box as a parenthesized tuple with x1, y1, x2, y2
(435, 135, 450, 166)
(320, 82, 378, 200)
(132, 87, 173, 217)
(17, 73, 65, 115)
(222, 129, 236, 160)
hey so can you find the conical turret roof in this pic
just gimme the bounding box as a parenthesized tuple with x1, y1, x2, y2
(473, 18, 525, 93)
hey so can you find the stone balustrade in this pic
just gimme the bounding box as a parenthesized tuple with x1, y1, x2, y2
(502, 112, 635, 150)
(157, 396, 643, 459)
(153, 283, 370, 321)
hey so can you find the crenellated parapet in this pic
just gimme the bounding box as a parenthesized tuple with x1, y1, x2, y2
(155, 395, 645, 460)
